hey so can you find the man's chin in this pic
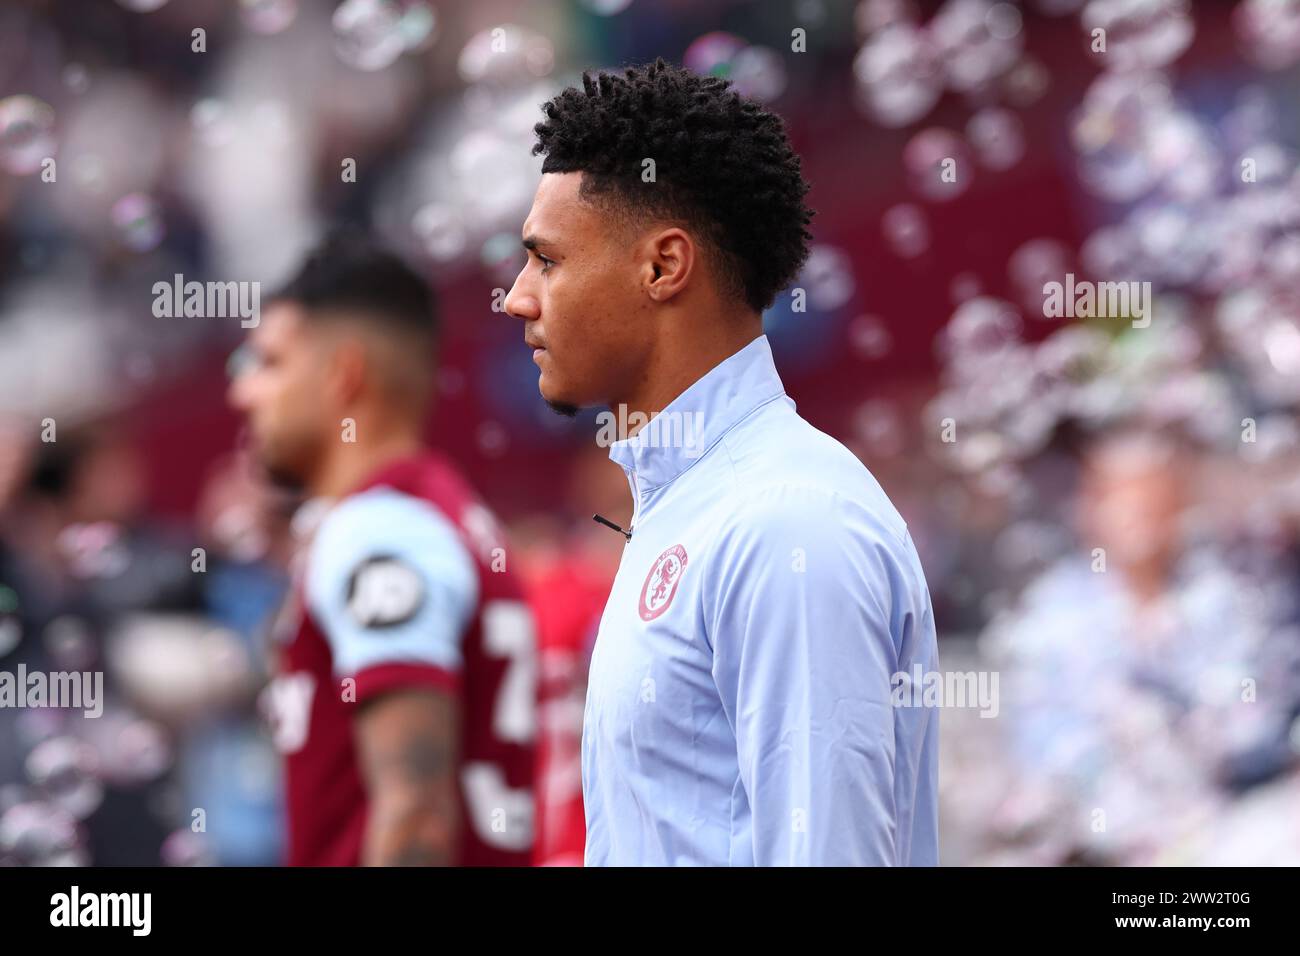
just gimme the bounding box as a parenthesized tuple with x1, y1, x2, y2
(538, 375, 581, 418)
(544, 398, 580, 419)
(254, 455, 308, 493)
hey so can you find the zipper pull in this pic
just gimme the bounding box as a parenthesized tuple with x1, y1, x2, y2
(592, 513, 632, 542)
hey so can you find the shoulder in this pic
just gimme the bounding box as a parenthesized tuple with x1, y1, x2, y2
(307, 486, 479, 630)
(313, 484, 473, 564)
(715, 405, 910, 552)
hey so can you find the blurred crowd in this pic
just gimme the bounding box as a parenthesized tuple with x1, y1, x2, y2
(2, 0, 1300, 865)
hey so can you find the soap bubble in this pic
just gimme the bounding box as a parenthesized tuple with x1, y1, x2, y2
(0, 95, 56, 175)
(26, 738, 103, 821)
(333, 0, 407, 72)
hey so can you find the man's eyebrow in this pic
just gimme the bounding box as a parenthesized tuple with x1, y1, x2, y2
(521, 235, 552, 251)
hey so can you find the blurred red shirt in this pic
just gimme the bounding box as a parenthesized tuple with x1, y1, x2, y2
(527, 553, 611, 866)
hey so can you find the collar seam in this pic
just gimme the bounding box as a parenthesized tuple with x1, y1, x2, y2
(634, 388, 787, 494)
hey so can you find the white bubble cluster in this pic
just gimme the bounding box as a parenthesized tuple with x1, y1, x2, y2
(334, 0, 435, 72)
(930, 0, 1023, 92)
(853, 23, 941, 128)
(26, 737, 103, 821)
(854, 0, 1030, 186)
(1083, 0, 1194, 73)
(929, 289, 1260, 473)
(0, 801, 86, 866)
(683, 33, 788, 102)
(458, 24, 553, 86)
(0, 95, 56, 176)
(1235, 0, 1300, 70)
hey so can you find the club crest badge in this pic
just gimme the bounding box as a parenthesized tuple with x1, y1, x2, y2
(639, 544, 688, 621)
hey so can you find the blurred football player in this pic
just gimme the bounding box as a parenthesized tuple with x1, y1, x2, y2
(228, 230, 536, 866)
(505, 60, 939, 865)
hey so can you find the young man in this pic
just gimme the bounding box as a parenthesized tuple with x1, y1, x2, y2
(504, 60, 940, 865)
(229, 231, 536, 865)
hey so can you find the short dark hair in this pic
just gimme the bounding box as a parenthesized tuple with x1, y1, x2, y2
(272, 228, 439, 346)
(532, 58, 814, 313)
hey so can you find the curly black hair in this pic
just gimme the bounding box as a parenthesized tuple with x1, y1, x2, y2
(532, 58, 814, 313)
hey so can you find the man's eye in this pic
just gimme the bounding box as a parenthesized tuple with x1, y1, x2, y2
(537, 254, 555, 273)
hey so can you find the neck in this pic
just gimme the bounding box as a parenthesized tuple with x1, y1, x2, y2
(308, 418, 425, 500)
(618, 313, 761, 440)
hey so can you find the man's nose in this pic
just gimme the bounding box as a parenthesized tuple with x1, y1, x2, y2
(503, 269, 540, 322)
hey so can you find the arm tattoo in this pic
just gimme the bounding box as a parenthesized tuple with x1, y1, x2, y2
(357, 692, 461, 866)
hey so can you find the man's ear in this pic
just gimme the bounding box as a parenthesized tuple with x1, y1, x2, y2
(642, 227, 695, 302)
(325, 335, 369, 407)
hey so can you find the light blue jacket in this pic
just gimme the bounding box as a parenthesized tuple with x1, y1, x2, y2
(582, 335, 939, 866)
